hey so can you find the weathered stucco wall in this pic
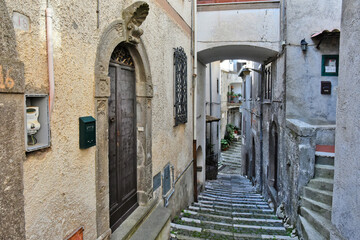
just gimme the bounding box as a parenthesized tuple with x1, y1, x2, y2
(332, 0, 360, 239)
(4, 0, 193, 239)
(220, 69, 240, 138)
(196, 62, 206, 188)
(285, 0, 341, 124)
(197, 6, 280, 63)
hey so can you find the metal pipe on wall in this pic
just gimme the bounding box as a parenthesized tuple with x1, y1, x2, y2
(46, 8, 55, 118)
(192, 0, 198, 202)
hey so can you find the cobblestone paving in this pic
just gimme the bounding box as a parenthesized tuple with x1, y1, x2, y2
(170, 166, 296, 239)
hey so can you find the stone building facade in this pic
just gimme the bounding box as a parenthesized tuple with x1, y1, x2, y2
(0, 0, 195, 239)
(237, 0, 343, 238)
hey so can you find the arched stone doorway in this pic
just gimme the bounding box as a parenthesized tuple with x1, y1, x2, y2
(108, 43, 138, 231)
(93, 6, 153, 237)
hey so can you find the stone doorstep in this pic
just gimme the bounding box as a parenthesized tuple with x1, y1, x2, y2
(111, 200, 157, 240)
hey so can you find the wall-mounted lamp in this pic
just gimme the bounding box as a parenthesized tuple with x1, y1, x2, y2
(301, 39, 308, 51)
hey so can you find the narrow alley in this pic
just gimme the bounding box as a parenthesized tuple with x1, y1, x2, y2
(1, 0, 360, 239)
(170, 141, 295, 240)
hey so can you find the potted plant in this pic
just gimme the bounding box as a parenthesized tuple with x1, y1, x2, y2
(221, 139, 230, 151)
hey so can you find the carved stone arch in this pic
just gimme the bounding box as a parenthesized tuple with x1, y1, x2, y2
(94, 13, 152, 239)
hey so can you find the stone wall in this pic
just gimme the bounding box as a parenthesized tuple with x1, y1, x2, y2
(285, 0, 342, 123)
(331, 0, 360, 239)
(3, 0, 194, 239)
(0, 1, 26, 239)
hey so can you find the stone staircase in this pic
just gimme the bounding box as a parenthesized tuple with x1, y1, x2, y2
(219, 141, 242, 174)
(170, 174, 295, 239)
(298, 149, 335, 240)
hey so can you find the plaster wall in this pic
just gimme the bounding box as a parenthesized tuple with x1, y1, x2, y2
(4, 0, 193, 239)
(285, 0, 341, 124)
(332, 0, 360, 239)
(220, 69, 241, 138)
(205, 61, 221, 157)
(197, 7, 280, 62)
(196, 62, 206, 188)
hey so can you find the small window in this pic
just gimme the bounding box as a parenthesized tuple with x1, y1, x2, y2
(174, 47, 187, 126)
(217, 78, 219, 93)
(264, 63, 272, 100)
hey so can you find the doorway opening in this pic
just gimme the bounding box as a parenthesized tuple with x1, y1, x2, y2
(108, 43, 138, 231)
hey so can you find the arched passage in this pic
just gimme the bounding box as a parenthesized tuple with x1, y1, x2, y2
(94, 19, 153, 237)
(198, 45, 279, 64)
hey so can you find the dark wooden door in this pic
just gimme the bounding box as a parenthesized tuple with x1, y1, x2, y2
(108, 62, 138, 232)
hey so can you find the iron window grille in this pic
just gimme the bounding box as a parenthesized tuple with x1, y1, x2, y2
(174, 47, 187, 126)
(264, 63, 272, 100)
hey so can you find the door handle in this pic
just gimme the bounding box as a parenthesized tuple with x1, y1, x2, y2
(110, 117, 115, 122)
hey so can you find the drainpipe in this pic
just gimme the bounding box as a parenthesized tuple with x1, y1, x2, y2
(192, 0, 198, 202)
(46, 7, 55, 118)
(209, 63, 212, 148)
(259, 65, 264, 193)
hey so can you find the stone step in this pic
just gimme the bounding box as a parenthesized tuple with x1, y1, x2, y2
(300, 207, 331, 239)
(299, 215, 325, 240)
(193, 202, 271, 211)
(189, 205, 275, 215)
(200, 195, 262, 201)
(301, 197, 332, 220)
(315, 156, 334, 166)
(202, 191, 263, 199)
(221, 159, 241, 164)
(180, 212, 283, 227)
(198, 198, 268, 206)
(200, 194, 262, 201)
(307, 178, 334, 192)
(171, 228, 294, 240)
(172, 217, 288, 237)
(183, 209, 278, 220)
(314, 164, 334, 179)
(303, 186, 333, 205)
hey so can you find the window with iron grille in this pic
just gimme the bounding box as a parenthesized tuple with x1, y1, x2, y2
(264, 63, 272, 100)
(174, 47, 187, 126)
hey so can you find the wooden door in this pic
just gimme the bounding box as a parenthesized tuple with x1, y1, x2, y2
(108, 62, 138, 232)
